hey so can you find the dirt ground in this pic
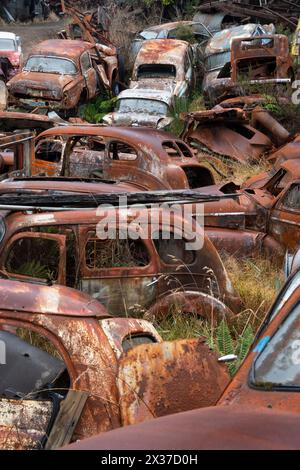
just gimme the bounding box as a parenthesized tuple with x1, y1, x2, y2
(2, 18, 67, 58)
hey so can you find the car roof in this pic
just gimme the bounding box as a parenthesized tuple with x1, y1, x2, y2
(29, 39, 93, 60)
(142, 21, 195, 33)
(64, 405, 300, 450)
(136, 38, 189, 64)
(206, 23, 263, 54)
(0, 32, 17, 40)
(0, 279, 109, 318)
(37, 125, 179, 148)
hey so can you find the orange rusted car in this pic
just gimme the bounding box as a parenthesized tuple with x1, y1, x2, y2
(7, 39, 119, 113)
(0, 278, 229, 450)
(0, 206, 240, 319)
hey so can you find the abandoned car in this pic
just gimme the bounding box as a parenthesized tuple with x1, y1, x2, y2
(24, 126, 215, 190)
(7, 39, 119, 113)
(181, 104, 290, 164)
(129, 21, 204, 66)
(0, 205, 240, 319)
(198, 159, 300, 259)
(204, 34, 293, 105)
(65, 264, 300, 450)
(202, 23, 270, 105)
(102, 88, 174, 129)
(130, 39, 197, 97)
(0, 278, 230, 450)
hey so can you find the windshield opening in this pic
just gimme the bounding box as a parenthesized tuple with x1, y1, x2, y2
(0, 39, 16, 51)
(138, 31, 159, 40)
(116, 98, 168, 115)
(137, 64, 176, 79)
(253, 301, 300, 389)
(205, 51, 231, 72)
(24, 56, 77, 75)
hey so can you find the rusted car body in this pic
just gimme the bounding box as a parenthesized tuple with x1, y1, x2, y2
(102, 88, 174, 129)
(65, 406, 300, 450)
(0, 206, 240, 319)
(200, 159, 300, 258)
(0, 130, 34, 176)
(181, 104, 290, 163)
(130, 39, 197, 98)
(7, 39, 116, 113)
(217, 264, 300, 413)
(0, 278, 230, 450)
(129, 21, 205, 66)
(65, 266, 300, 450)
(202, 23, 270, 105)
(204, 34, 293, 105)
(27, 126, 215, 189)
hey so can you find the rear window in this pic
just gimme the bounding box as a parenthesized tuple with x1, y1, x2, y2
(122, 334, 157, 352)
(137, 64, 176, 79)
(24, 56, 77, 75)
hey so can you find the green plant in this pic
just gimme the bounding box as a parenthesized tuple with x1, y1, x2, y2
(80, 96, 117, 123)
(15, 260, 51, 279)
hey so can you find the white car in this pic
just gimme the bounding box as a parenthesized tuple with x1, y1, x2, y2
(102, 88, 173, 129)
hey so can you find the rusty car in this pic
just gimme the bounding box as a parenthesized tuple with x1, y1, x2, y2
(197, 159, 300, 260)
(181, 104, 290, 164)
(21, 126, 215, 189)
(0, 32, 22, 81)
(7, 39, 119, 114)
(0, 278, 230, 450)
(130, 39, 197, 96)
(0, 204, 240, 319)
(129, 20, 207, 66)
(102, 88, 174, 129)
(202, 23, 271, 105)
(204, 34, 294, 105)
(65, 261, 300, 450)
(64, 406, 300, 450)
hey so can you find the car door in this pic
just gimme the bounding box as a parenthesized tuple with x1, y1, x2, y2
(77, 225, 159, 317)
(0, 232, 66, 285)
(0, 324, 69, 450)
(80, 51, 98, 99)
(32, 137, 66, 176)
(269, 182, 300, 251)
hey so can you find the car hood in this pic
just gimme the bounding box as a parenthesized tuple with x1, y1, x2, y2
(64, 406, 300, 450)
(103, 111, 172, 129)
(8, 72, 74, 99)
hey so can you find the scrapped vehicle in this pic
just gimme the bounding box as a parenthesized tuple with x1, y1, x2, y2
(130, 39, 197, 98)
(216, 263, 300, 413)
(181, 104, 290, 164)
(66, 266, 300, 450)
(202, 23, 270, 105)
(0, 205, 240, 319)
(200, 159, 300, 259)
(65, 406, 300, 450)
(129, 21, 206, 66)
(0, 32, 22, 80)
(0, 278, 230, 450)
(26, 126, 215, 189)
(205, 34, 294, 105)
(102, 88, 174, 129)
(7, 39, 119, 114)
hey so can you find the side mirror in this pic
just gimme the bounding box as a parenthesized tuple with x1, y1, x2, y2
(218, 354, 238, 363)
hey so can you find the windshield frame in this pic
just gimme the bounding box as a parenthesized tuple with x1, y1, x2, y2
(23, 55, 78, 75)
(116, 98, 169, 116)
(249, 296, 300, 392)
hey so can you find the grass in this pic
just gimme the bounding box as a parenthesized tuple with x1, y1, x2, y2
(156, 255, 283, 374)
